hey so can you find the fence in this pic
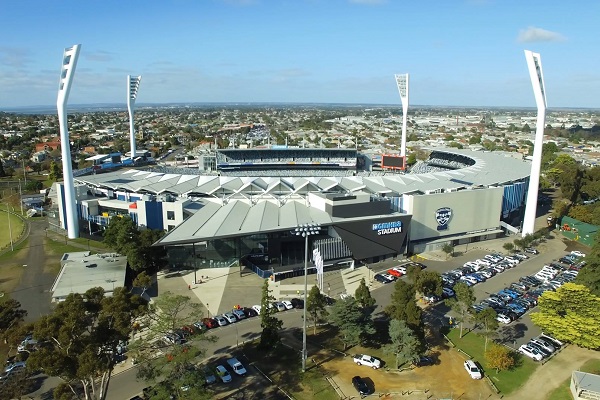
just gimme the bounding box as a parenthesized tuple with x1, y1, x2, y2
(240, 258, 272, 279)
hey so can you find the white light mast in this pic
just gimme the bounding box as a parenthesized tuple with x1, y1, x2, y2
(522, 50, 547, 236)
(57, 44, 81, 239)
(127, 75, 142, 159)
(395, 73, 409, 157)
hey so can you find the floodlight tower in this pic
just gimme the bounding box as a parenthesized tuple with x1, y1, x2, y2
(127, 75, 142, 159)
(57, 44, 81, 239)
(522, 50, 547, 236)
(395, 73, 409, 157)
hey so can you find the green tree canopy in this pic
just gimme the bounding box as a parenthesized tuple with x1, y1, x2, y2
(446, 282, 475, 338)
(28, 287, 147, 400)
(414, 270, 443, 297)
(530, 283, 600, 349)
(306, 285, 328, 335)
(328, 297, 375, 350)
(259, 279, 283, 349)
(354, 278, 376, 309)
(385, 280, 422, 333)
(383, 319, 421, 368)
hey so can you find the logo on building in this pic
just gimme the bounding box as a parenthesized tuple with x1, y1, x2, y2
(372, 220, 403, 236)
(435, 207, 452, 231)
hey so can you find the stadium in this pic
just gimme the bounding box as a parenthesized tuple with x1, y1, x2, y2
(53, 148, 531, 280)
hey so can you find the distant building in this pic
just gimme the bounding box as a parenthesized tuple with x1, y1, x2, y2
(51, 251, 128, 302)
(571, 371, 600, 400)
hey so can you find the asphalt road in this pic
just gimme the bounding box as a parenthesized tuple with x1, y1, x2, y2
(12, 219, 55, 322)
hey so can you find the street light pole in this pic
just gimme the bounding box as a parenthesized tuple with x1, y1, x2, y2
(6, 204, 14, 251)
(294, 222, 321, 373)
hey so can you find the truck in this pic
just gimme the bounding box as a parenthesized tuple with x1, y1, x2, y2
(352, 354, 381, 369)
(226, 357, 247, 376)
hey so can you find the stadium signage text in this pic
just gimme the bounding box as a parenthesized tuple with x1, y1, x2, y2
(372, 221, 403, 235)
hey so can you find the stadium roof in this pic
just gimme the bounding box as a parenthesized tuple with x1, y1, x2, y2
(75, 149, 531, 198)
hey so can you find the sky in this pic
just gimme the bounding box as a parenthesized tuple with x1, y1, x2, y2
(1, 0, 599, 109)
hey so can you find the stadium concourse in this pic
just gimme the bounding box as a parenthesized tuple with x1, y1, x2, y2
(56, 148, 532, 284)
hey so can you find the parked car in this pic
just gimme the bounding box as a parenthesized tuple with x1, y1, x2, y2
(215, 365, 232, 383)
(242, 307, 258, 317)
(514, 253, 529, 260)
(525, 247, 539, 254)
(393, 265, 407, 275)
(351, 376, 372, 397)
(227, 357, 247, 376)
(232, 309, 246, 320)
(530, 338, 555, 353)
(251, 305, 262, 315)
(375, 273, 391, 284)
(281, 300, 294, 310)
(204, 366, 217, 385)
(413, 355, 434, 367)
(463, 360, 482, 379)
(381, 273, 397, 282)
(223, 313, 238, 324)
(539, 334, 563, 348)
(387, 268, 403, 277)
(518, 344, 544, 361)
(273, 302, 287, 312)
(442, 287, 455, 298)
(290, 298, 304, 309)
(353, 354, 381, 369)
(202, 318, 218, 329)
(496, 314, 512, 324)
(214, 315, 228, 326)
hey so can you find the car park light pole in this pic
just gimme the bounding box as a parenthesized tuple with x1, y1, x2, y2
(295, 222, 321, 372)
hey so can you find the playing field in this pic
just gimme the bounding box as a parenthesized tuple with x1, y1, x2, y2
(0, 208, 24, 251)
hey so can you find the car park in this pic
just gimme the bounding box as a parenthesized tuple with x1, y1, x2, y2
(215, 365, 232, 383)
(463, 360, 482, 379)
(519, 344, 544, 361)
(352, 375, 371, 397)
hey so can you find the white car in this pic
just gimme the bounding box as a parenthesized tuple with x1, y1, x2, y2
(570, 250, 586, 258)
(496, 314, 511, 324)
(215, 315, 228, 326)
(475, 259, 491, 267)
(518, 344, 544, 361)
(442, 287, 455, 298)
(463, 360, 482, 379)
(393, 266, 407, 275)
(463, 261, 479, 269)
(215, 365, 232, 383)
(281, 300, 294, 310)
(251, 305, 262, 315)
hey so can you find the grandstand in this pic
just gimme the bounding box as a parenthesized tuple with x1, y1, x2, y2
(216, 148, 357, 175)
(409, 150, 476, 174)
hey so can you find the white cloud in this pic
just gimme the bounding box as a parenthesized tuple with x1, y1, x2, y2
(0, 47, 31, 68)
(518, 26, 566, 43)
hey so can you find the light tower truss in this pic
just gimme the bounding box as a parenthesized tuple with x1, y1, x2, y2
(395, 73, 409, 157)
(57, 44, 81, 239)
(522, 50, 547, 236)
(127, 75, 142, 159)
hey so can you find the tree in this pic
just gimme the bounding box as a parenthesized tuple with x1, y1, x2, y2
(385, 280, 422, 332)
(485, 344, 515, 373)
(405, 264, 421, 284)
(259, 279, 283, 349)
(446, 282, 475, 338)
(24, 180, 43, 192)
(502, 242, 514, 253)
(328, 297, 375, 350)
(0, 158, 5, 177)
(28, 287, 147, 400)
(0, 299, 27, 344)
(441, 243, 454, 259)
(132, 291, 212, 399)
(354, 278, 376, 309)
(133, 271, 153, 296)
(474, 307, 498, 351)
(383, 319, 421, 368)
(530, 283, 600, 349)
(48, 161, 62, 182)
(306, 285, 328, 335)
(414, 271, 443, 297)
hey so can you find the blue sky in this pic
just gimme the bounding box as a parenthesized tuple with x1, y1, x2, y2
(1, 0, 598, 109)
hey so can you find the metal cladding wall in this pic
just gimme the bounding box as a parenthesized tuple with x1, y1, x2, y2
(409, 188, 504, 241)
(332, 215, 412, 260)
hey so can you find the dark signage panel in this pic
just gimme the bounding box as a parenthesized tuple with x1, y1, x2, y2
(382, 155, 405, 169)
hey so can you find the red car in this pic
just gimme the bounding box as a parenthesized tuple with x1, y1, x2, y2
(202, 318, 218, 329)
(387, 268, 403, 277)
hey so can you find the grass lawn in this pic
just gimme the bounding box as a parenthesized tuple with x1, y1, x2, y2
(447, 328, 538, 395)
(0, 238, 29, 297)
(44, 238, 87, 274)
(242, 340, 338, 400)
(547, 358, 600, 400)
(0, 209, 25, 251)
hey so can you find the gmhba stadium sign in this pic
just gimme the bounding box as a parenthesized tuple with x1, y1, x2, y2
(372, 221, 403, 236)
